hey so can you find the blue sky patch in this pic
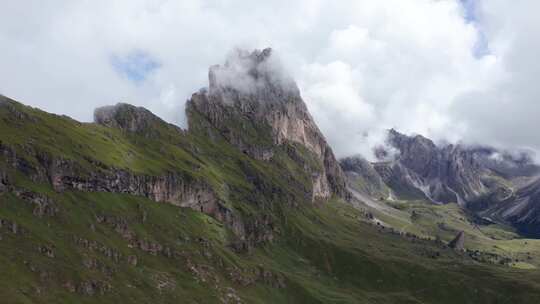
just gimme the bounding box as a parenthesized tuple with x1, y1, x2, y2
(460, 0, 477, 23)
(460, 0, 490, 57)
(111, 50, 161, 84)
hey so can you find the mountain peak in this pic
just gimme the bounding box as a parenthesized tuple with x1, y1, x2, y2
(94, 103, 154, 130)
(187, 48, 348, 201)
(387, 129, 437, 152)
(94, 103, 181, 137)
(207, 47, 299, 104)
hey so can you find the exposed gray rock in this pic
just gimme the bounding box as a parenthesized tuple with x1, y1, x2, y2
(0, 219, 23, 235)
(340, 156, 389, 199)
(153, 272, 176, 293)
(0, 169, 8, 193)
(448, 231, 465, 251)
(384, 129, 488, 203)
(38, 244, 55, 258)
(373, 161, 433, 201)
(187, 48, 348, 202)
(469, 146, 540, 178)
(127, 255, 138, 266)
(23, 149, 245, 240)
(13, 189, 58, 217)
(94, 103, 183, 137)
(482, 177, 540, 237)
(1, 107, 276, 251)
(76, 280, 111, 296)
(1, 143, 47, 183)
(0, 95, 36, 122)
(82, 258, 114, 276)
(74, 236, 123, 263)
(372, 129, 511, 205)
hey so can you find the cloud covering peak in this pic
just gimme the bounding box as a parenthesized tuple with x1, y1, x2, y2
(208, 48, 298, 100)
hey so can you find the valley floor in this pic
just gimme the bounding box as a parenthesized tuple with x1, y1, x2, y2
(356, 195, 540, 271)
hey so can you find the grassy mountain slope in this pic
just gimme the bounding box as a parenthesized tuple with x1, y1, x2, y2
(350, 184, 540, 270)
(345, 151, 540, 272)
(2, 96, 540, 303)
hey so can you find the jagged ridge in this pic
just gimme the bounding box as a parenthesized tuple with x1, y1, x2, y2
(187, 48, 348, 202)
(341, 128, 540, 237)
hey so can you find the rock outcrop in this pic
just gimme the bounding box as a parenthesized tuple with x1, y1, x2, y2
(0, 124, 245, 242)
(186, 48, 348, 201)
(340, 156, 389, 199)
(92, 104, 257, 241)
(0, 169, 8, 193)
(386, 129, 488, 204)
(448, 231, 465, 251)
(372, 129, 511, 205)
(94, 103, 183, 138)
(483, 177, 540, 237)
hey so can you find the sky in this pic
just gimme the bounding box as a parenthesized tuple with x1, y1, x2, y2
(1, 0, 539, 160)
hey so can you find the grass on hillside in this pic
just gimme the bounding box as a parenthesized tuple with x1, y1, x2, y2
(2, 96, 540, 303)
(357, 197, 540, 270)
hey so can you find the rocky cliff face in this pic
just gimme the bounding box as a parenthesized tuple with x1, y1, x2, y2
(340, 156, 389, 199)
(94, 103, 184, 138)
(483, 177, 540, 237)
(94, 103, 156, 133)
(469, 146, 540, 179)
(186, 48, 348, 201)
(1, 58, 352, 252)
(0, 136, 245, 238)
(448, 231, 465, 251)
(342, 128, 540, 237)
(0, 100, 255, 247)
(372, 129, 505, 205)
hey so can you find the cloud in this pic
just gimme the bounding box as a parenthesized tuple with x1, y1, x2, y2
(297, 0, 494, 159)
(0, 0, 539, 160)
(208, 48, 297, 102)
(300, 60, 377, 158)
(448, 0, 540, 160)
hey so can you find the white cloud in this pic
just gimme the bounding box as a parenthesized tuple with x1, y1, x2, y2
(300, 61, 377, 158)
(0, 0, 539, 160)
(448, 0, 540, 159)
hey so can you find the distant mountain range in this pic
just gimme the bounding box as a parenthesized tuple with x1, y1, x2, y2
(341, 129, 540, 236)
